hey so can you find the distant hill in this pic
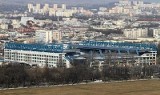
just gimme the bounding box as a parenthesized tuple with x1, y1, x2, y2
(0, 0, 159, 6)
(0, 0, 116, 6)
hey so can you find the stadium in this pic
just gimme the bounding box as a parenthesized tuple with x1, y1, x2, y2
(4, 40, 157, 68)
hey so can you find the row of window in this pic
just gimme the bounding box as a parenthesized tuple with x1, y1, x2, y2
(5, 56, 65, 62)
(5, 58, 61, 64)
(5, 53, 61, 58)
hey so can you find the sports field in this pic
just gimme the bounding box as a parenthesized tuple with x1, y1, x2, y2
(0, 80, 160, 95)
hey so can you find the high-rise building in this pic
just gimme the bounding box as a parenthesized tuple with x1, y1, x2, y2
(43, 4, 49, 13)
(35, 30, 62, 43)
(49, 8, 56, 16)
(133, 0, 144, 5)
(52, 30, 62, 42)
(152, 28, 160, 38)
(27, 3, 78, 17)
(36, 4, 41, 10)
(62, 4, 66, 10)
(119, 0, 131, 6)
(35, 30, 53, 43)
(28, 4, 33, 12)
(0, 23, 8, 30)
(53, 4, 58, 10)
(35, 4, 41, 13)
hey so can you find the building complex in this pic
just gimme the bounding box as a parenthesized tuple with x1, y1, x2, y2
(4, 41, 157, 68)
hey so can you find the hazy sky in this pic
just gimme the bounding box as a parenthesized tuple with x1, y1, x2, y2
(1, 0, 160, 5)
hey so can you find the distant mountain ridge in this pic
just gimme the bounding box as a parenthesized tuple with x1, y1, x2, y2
(0, 0, 159, 6)
(0, 0, 114, 5)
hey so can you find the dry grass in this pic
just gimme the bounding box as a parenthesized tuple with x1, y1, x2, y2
(1, 80, 160, 95)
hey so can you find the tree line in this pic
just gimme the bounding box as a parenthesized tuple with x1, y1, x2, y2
(0, 63, 160, 88)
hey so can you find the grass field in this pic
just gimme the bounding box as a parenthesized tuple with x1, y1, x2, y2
(1, 80, 160, 95)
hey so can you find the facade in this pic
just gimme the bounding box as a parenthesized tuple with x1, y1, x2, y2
(62, 4, 66, 10)
(74, 41, 157, 67)
(0, 23, 8, 30)
(35, 30, 53, 43)
(4, 43, 71, 68)
(119, 0, 132, 6)
(28, 4, 33, 12)
(152, 28, 160, 38)
(123, 28, 148, 39)
(35, 30, 62, 43)
(136, 51, 157, 66)
(53, 4, 58, 10)
(52, 30, 62, 42)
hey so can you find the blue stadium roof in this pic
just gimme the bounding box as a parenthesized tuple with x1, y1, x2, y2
(74, 41, 157, 51)
(5, 41, 158, 53)
(5, 42, 64, 53)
